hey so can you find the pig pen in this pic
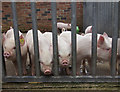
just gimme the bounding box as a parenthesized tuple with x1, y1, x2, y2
(1, 2, 120, 85)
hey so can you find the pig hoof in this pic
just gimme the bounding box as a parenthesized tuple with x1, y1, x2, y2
(32, 73, 35, 76)
(23, 71, 27, 76)
(76, 72, 80, 76)
(15, 73, 18, 76)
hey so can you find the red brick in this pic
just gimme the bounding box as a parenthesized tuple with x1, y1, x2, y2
(2, 2, 83, 32)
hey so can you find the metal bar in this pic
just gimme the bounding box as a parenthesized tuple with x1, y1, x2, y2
(11, 2, 23, 76)
(0, 25, 6, 77)
(51, 2, 59, 76)
(119, 1, 120, 38)
(30, 2, 40, 76)
(3, 76, 120, 83)
(111, 2, 118, 76)
(71, 2, 76, 76)
(2, 47, 6, 77)
(91, 2, 97, 76)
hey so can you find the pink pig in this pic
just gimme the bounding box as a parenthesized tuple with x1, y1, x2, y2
(77, 32, 112, 75)
(3, 27, 27, 76)
(26, 30, 53, 75)
(57, 22, 71, 32)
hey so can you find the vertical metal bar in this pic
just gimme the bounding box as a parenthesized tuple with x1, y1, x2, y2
(51, 2, 59, 76)
(0, 26, 6, 77)
(71, 2, 76, 76)
(91, 2, 97, 76)
(2, 47, 6, 77)
(119, 1, 120, 38)
(11, 2, 23, 76)
(30, 2, 40, 76)
(111, 2, 118, 76)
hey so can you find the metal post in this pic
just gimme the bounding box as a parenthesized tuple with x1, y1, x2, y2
(2, 47, 6, 77)
(30, 2, 40, 76)
(11, 2, 23, 76)
(111, 2, 118, 76)
(71, 2, 77, 76)
(51, 2, 59, 76)
(91, 2, 97, 76)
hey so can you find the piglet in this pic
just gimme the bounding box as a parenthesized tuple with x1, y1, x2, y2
(57, 22, 71, 33)
(77, 32, 112, 75)
(85, 26, 92, 34)
(26, 30, 53, 75)
(3, 27, 27, 76)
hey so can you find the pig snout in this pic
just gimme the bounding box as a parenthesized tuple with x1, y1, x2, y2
(44, 69, 51, 75)
(4, 52, 11, 58)
(62, 60, 68, 66)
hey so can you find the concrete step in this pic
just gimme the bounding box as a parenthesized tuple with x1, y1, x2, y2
(2, 83, 120, 92)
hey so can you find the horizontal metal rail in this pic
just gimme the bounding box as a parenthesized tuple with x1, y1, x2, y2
(3, 76, 120, 83)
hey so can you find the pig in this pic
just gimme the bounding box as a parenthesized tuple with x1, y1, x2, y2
(26, 30, 53, 75)
(77, 32, 112, 75)
(59, 31, 82, 75)
(85, 25, 92, 34)
(3, 27, 27, 76)
(117, 38, 120, 74)
(57, 22, 71, 33)
(79, 26, 92, 36)
(58, 36, 72, 74)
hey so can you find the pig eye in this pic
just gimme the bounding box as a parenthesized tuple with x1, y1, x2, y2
(106, 48, 110, 50)
(40, 62, 44, 65)
(68, 54, 71, 57)
(58, 54, 61, 58)
(13, 47, 16, 49)
(51, 61, 53, 64)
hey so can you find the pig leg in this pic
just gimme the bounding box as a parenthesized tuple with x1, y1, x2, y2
(66, 67, 71, 75)
(76, 58, 82, 75)
(31, 54, 35, 76)
(12, 61, 18, 76)
(82, 59, 86, 75)
(22, 54, 27, 75)
(116, 56, 120, 75)
(87, 58, 92, 75)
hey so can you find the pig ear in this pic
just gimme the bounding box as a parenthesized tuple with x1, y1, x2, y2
(68, 23, 71, 26)
(2, 33, 6, 44)
(19, 35, 25, 46)
(10, 26, 13, 29)
(103, 32, 108, 37)
(90, 26, 92, 32)
(98, 35, 104, 47)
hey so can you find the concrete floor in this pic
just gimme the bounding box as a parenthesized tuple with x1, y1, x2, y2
(4, 59, 120, 76)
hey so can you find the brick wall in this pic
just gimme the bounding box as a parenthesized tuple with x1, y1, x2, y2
(2, 2, 83, 33)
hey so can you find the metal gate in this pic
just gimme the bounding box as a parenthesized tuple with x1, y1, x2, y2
(1, 2, 120, 83)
